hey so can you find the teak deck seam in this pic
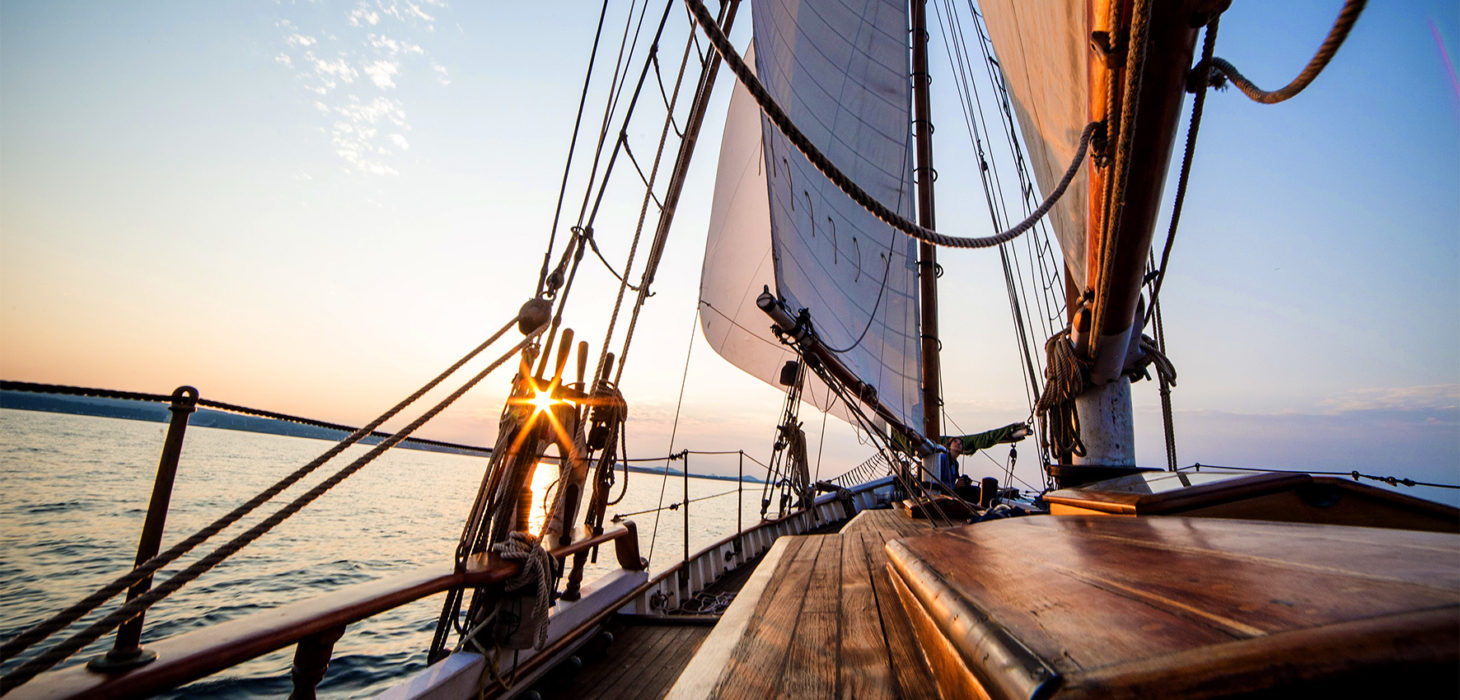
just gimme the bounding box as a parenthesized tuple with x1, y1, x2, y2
(672, 509, 937, 699)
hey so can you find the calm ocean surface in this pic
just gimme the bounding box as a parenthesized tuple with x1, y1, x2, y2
(0, 409, 773, 697)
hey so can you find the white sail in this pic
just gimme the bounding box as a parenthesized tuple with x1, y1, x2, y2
(977, 0, 1091, 290)
(700, 0, 923, 431)
(700, 45, 819, 409)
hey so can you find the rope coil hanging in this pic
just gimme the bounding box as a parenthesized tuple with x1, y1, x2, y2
(1034, 329, 1089, 460)
(682, 0, 1097, 250)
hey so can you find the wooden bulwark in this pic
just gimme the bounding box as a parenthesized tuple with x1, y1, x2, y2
(670, 509, 938, 698)
(885, 515, 1460, 698)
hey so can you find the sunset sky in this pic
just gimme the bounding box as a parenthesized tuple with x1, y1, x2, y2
(1, 1, 1456, 502)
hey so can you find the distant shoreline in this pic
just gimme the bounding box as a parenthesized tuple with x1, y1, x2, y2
(0, 391, 762, 483)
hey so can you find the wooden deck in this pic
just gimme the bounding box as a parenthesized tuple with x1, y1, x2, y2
(670, 508, 938, 698)
(840, 505, 936, 537)
(539, 620, 713, 700)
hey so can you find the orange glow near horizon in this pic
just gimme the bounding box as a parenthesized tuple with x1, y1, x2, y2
(526, 461, 559, 537)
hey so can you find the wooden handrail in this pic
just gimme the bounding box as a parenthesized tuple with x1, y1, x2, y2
(11, 524, 642, 700)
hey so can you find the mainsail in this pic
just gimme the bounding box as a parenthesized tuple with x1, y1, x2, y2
(700, 0, 923, 432)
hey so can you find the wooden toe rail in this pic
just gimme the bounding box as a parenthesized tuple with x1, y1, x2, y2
(11, 523, 643, 700)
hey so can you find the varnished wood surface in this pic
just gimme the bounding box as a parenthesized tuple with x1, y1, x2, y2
(1044, 472, 1460, 532)
(675, 510, 941, 699)
(841, 506, 935, 537)
(886, 515, 1460, 698)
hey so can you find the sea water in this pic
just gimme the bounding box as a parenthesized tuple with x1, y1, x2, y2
(0, 409, 778, 697)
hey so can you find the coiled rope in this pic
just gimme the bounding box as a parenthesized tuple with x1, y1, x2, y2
(1205, 0, 1366, 105)
(1034, 329, 1089, 459)
(681, 0, 1097, 250)
(1, 319, 544, 691)
(491, 531, 554, 650)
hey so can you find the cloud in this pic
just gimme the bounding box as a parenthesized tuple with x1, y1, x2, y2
(1317, 384, 1459, 414)
(363, 60, 399, 89)
(274, 0, 449, 175)
(349, 7, 380, 27)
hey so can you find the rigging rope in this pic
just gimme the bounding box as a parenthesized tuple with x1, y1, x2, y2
(0, 317, 527, 668)
(1205, 0, 1366, 105)
(538, 0, 613, 297)
(611, 487, 741, 520)
(1145, 18, 1218, 328)
(681, 0, 1097, 251)
(647, 306, 701, 566)
(1181, 464, 1459, 490)
(2, 324, 545, 690)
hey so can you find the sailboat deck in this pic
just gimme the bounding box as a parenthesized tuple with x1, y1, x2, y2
(541, 621, 713, 700)
(670, 508, 938, 698)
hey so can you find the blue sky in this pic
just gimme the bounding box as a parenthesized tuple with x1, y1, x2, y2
(1, 1, 1456, 501)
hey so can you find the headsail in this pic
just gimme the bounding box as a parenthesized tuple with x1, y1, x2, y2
(700, 0, 923, 432)
(977, 0, 1091, 291)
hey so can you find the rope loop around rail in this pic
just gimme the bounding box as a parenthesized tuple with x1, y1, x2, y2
(1202, 0, 1366, 105)
(681, 0, 1096, 251)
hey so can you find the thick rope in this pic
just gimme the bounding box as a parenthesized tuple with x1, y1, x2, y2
(1, 327, 542, 691)
(1207, 0, 1366, 105)
(492, 531, 553, 650)
(681, 0, 1096, 250)
(1091, 0, 1152, 355)
(1034, 329, 1088, 459)
(0, 318, 522, 667)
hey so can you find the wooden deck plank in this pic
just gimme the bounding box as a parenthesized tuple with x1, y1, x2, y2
(637, 626, 712, 694)
(842, 508, 934, 538)
(591, 625, 685, 698)
(714, 535, 826, 699)
(556, 622, 712, 700)
(863, 530, 942, 699)
(776, 534, 841, 699)
(588, 621, 708, 699)
(837, 531, 896, 700)
(671, 511, 941, 699)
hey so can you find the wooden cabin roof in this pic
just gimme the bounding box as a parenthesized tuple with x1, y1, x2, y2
(885, 515, 1460, 699)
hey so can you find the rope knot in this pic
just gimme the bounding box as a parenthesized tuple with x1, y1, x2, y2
(492, 531, 554, 650)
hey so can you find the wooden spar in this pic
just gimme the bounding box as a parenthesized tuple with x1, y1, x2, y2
(1085, 0, 1204, 379)
(1075, 0, 1205, 466)
(757, 291, 926, 449)
(911, 0, 942, 442)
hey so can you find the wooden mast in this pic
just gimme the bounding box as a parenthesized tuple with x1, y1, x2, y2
(911, 0, 941, 443)
(1073, 0, 1207, 468)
